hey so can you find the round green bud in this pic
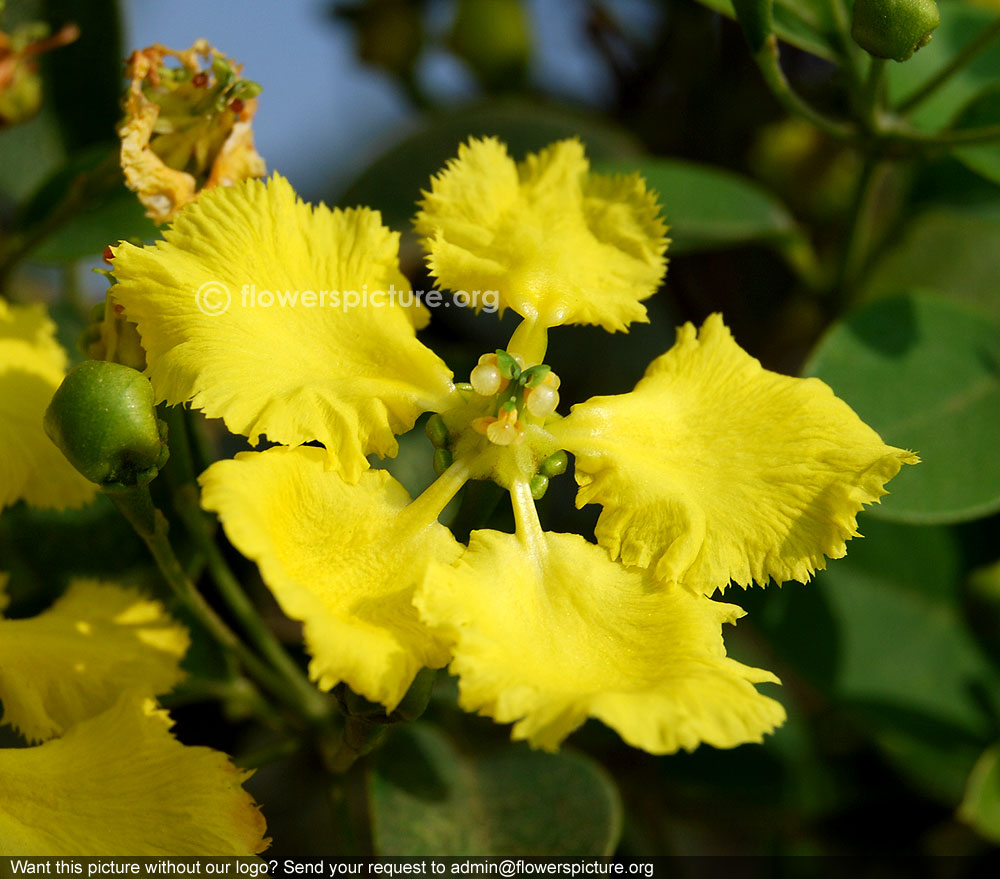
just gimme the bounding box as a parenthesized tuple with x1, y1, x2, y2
(529, 473, 549, 500)
(44, 361, 168, 490)
(851, 0, 940, 62)
(425, 413, 449, 449)
(540, 450, 568, 478)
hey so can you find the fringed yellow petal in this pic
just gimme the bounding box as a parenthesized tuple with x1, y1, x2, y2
(111, 175, 455, 482)
(415, 137, 668, 331)
(0, 301, 96, 512)
(0, 697, 268, 855)
(0, 580, 188, 742)
(199, 447, 464, 710)
(551, 313, 919, 594)
(416, 528, 785, 753)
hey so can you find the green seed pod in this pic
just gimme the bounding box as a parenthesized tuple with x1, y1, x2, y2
(44, 360, 168, 490)
(540, 450, 569, 478)
(851, 0, 940, 62)
(433, 447, 453, 475)
(529, 473, 549, 500)
(425, 413, 449, 448)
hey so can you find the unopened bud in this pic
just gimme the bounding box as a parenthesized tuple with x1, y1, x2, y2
(852, 0, 940, 62)
(44, 361, 168, 490)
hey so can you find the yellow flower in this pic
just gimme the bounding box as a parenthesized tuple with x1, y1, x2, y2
(110, 141, 915, 754)
(0, 300, 96, 513)
(200, 446, 463, 710)
(119, 40, 266, 224)
(415, 481, 785, 753)
(414, 137, 668, 355)
(0, 696, 268, 856)
(0, 579, 188, 742)
(111, 174, 456, 482)
(0, 582, 267, 855)
(548, 314, 919, 594)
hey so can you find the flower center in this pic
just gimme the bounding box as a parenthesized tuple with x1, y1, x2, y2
(469, 350, 561, 446)
(426, 349, 567, 496)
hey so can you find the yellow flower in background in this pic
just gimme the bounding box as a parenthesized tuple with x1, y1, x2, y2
(0, 579, 188, 741)
(109, 139, 916, 754)
(0, 299, 96, 513)
(0, 696, 268, 856)
(119, 40, 266, 224)
(0, 581, 268, 855)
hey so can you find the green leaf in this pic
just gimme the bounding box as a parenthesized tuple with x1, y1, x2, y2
(814, 518, 1000, 801)
(12, 145, 157, 265)
(692, 0, 839, 61)
(959, 743, 1000, 844)
(368, 723, 622, 855)
(28, 187, 156, 263)
(334, 99, 641, 233)
(951, 83, 1000, 186)
(815, 517, 990, 727)
(804, 292, 1000, 523)
(862, 207, 1000, 327)
(595, 157, 801, 255)
(888, 4, 1000, 131)
(732, 0, 774, 52)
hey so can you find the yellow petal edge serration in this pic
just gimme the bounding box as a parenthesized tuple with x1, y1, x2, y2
(416, 528, 785, 753)
(415, 137, 668, 332)
(111, 174, 455, 482)
(0, 696, 268, 856)
(551, 313, 919, 594)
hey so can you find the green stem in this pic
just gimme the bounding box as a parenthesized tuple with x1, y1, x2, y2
(160, 675, 281, 729)
(829, 0, 865, 94)
(898, 17, 1000, 116)
(175, 484, 333, 723)
(885, 123, 1000, 148)
(106, 484, 307, 716)
(0, 151, 120, 295)
(164, 407, 332, 724)
(753, 36, 858, 145)
(832, 156, 883, 311)
(861, 58, 887, 133)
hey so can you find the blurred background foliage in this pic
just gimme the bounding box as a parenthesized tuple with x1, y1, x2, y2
(2, 0, 1000, 861)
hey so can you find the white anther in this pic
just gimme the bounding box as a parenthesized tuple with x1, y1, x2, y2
(470, 363, 502, 396)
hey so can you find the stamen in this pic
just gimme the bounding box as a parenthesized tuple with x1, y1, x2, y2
(470, 356, 503, 396)
(525, 383, 559, 418)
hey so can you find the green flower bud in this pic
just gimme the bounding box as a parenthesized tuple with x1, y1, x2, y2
(540, 450, 568, 478)
(425, 413, 449, 448)
(433, 448, 453, 475)
(529, 473, 549, 500)
(44, 361, 168, 490)
(851, 0, 940, 62)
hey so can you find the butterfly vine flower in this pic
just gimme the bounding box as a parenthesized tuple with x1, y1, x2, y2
(107, 136, 917, 756)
